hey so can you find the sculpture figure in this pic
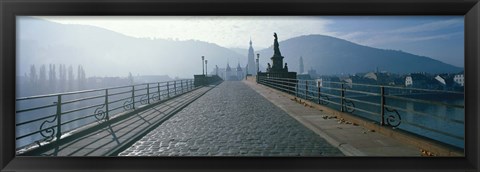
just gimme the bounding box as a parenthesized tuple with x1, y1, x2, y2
(273, 32, 282, 56)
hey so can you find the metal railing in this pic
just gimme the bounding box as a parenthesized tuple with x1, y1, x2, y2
(16, 79, 196, 149)
(258, 76, 465, 149)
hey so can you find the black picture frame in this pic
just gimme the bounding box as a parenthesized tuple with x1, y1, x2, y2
(1, 0, 479, 171)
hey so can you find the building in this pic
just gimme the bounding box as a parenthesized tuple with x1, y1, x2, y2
(435, 74, 460, 91)
(236, 63, 244, 80)
(435, 75, 447, 85)
(299, 56, 304, 74)
(364, 72, 378, 81)
(225, 63, 232, 80)
(405, 74, 429, 87)
(405, 76, 413, 86)
(307, 68, 318, 79)
(405, 73, 440, 89)
(217, 62, 245, 81)
(453, 73, 464, 87)
(247, 39, 256, 75)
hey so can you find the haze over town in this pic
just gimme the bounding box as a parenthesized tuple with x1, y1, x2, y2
(17, 16, 464, 81)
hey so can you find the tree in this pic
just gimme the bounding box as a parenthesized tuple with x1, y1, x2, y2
(77, 65, 86, 90)
(58, 64, 67, 92)
(128, 72, 134, 85)
(49, 64, 57, 93)
(27, 65, 38, 95)
(29, 65, 37, 85)
(67, 65, 75, 91)
(39, 65, 47, 94)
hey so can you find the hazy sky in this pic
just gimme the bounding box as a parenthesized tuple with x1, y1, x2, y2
(38, 16, 464, 67)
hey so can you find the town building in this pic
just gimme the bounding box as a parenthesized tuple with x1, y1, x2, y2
(225, 63, 232, 80)
(247, 39, 256, 75)
(236, 63, 244, 80)
(299, 56, 304, 74)
(453, 73, 464, 87)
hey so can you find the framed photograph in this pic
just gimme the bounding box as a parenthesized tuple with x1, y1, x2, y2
(1, 0, 479, 171)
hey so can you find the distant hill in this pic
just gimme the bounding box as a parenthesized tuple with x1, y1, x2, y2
(17, 17, 246, 78)
(257, 35, 463, 75)
(18, 17, 462, 78)
(229, 48, 248, 57)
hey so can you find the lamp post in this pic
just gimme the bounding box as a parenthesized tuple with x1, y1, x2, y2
(202, 56, 205, 75)
(205, 60, 208, 76)
(256, 53, 260, 73)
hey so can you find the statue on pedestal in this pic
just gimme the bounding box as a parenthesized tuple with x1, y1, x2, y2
(273, 32, 282, 56)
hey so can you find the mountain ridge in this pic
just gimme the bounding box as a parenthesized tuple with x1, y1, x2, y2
(17, 17, 246, 78)
(256, 34, 463, 75)
(18, 17, 463, 78)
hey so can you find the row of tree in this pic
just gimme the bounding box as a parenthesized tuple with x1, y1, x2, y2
(23, 64, 87, 95)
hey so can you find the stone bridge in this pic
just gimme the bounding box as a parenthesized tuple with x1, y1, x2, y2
(16, 77, 462, 157)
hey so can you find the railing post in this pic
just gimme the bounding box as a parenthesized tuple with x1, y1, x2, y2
(167, 82, 170, 98)
(132, 86, 135, 109)
(305, 80, 308, 99)
(55, 95, 62, 140)
(174, 81, 177, 96)
(380, 86, 385, 126)
(295, 80, 299, 97)
(181, 80, 184, 94)
(147, 84, 150, 104)
(105, 89, 109, 120)
(317, 81, 321, 104)
(340, 83, 345, 112)
(157, 83, 161, 101)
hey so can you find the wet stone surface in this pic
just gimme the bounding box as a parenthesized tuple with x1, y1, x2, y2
(119, 81, 343, 156)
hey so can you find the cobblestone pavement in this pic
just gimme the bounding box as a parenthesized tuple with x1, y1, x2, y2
(119, 81, 343, 156)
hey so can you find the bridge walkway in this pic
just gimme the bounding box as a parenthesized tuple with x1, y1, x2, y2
(21, 85, 215, 156)
(119, 81, 344, 156)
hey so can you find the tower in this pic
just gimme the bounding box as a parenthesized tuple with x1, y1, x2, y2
(299, 56, 304, 74)
(236, 63, 243, 80)
(225, 63, 232, 81)
(247, 38, 256, 75)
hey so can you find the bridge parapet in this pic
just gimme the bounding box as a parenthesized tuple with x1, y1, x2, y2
(194, 74, 223, 87)
(15, 79, 197, 153)
(257, 76, 465, 152)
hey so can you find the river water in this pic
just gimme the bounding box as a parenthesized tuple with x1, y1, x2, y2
(318, 92, 464, 149)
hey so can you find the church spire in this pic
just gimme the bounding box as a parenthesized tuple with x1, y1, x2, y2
(247, 38, 256, 75)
